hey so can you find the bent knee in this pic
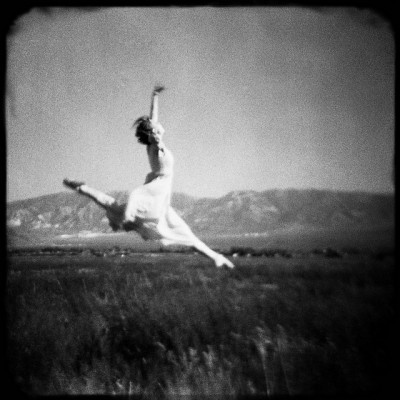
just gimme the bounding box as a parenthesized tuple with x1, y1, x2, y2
(106, 205, 125, 226)
(122, 220, 137, 232)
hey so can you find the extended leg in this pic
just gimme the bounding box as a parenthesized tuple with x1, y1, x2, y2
(191, 237, 235, 269)
(159, 207, 234, 268)
(63, 178, 117, 209)
(63, 178, 124, 231)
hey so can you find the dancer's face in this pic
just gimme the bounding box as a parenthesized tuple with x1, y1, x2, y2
(150, 121, 165, 142)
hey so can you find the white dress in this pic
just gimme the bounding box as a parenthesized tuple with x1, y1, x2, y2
(121, 141, 198, 246)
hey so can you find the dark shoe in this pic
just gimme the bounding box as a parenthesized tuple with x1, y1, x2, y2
(63, 178, 85, 191)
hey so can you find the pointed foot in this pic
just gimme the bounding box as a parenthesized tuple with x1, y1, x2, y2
(63, 178, 85, 192)
(215, 255, 235, 269)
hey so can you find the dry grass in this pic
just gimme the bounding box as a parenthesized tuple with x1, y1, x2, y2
(6, 251, 396, 397)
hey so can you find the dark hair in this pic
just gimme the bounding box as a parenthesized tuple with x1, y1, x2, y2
(132, 116, 153, 145)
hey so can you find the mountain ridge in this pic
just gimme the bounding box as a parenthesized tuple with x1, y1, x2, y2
(7, 188, 394, 248)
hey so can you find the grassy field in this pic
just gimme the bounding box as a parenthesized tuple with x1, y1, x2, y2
(6, 249, 396, 397)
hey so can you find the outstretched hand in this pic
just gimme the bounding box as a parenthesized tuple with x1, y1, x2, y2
(153, 85, 165, 95)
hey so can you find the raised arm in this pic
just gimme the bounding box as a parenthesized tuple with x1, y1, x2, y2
(150, 85, 165, 124)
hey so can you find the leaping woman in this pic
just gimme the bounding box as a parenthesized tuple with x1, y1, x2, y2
(63, 86, 234, 268)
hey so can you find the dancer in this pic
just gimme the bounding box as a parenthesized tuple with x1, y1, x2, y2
(63, 86, 234, 268)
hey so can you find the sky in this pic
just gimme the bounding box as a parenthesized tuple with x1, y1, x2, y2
(6, 7, 394, 202)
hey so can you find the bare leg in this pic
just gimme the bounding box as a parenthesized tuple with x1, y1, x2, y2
(63, 179, 123, 230)
(160, 207, 235, 268)
(191, 237, 235, 269)
(63, 179, 116, 209)
(78, 185, 117, 210)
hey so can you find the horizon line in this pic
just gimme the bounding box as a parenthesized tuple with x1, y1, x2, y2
(7, 186, 395, 204)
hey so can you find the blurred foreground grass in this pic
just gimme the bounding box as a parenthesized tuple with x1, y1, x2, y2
(6, 252, 396, 397)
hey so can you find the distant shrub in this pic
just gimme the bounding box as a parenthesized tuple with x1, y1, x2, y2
(272, 249, 292, 258)
(159, 246, 196, 254)
(341, 247, 360, 256)
(322, 248, 342, 258)
(311, 248, 324, 256)
(229, 247, 256, 256)
(229, 247, 292, 258)
(312, 248, 341, 258)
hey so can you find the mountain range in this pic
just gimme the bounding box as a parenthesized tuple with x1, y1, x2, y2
(7, 189, 394, 249)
